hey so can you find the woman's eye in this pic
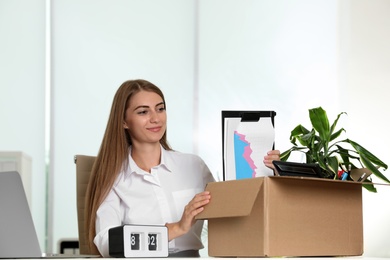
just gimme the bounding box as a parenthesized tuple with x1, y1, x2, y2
(158, 107, 166, 112)
(137, 110, 148, 115)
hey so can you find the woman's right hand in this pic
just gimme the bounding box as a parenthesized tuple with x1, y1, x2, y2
(165, 191, 211, 241)
(263, 150, 281, 170)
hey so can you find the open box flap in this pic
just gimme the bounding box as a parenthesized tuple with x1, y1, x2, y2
(196, 177, 263, 220)
(270, 174, 390, 186)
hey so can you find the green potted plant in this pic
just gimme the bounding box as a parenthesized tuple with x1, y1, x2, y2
(280, 106, 389, 192)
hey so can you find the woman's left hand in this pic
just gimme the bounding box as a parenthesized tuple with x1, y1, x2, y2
(178, 191, 211, 233)
(165, 191, 211, 241)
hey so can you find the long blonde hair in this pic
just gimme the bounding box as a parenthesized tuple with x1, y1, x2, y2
(85, 79, 172, 254)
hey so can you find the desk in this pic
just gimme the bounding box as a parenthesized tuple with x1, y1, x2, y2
(3, 257, 388, 260)
(70, 256, 384, 260)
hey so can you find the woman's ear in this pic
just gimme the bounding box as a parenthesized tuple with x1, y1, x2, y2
(123, 122, 129, 129)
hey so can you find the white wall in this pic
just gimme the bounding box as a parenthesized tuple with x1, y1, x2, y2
(49, 0, 197, 253)
(0, 0, 47, 250)
(197, 0, 340, 178)
(1, 0, 390, 257)
(340, 0, 390, 257)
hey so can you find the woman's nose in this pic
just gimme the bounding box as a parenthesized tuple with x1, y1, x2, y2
(150, 111, 159, 123)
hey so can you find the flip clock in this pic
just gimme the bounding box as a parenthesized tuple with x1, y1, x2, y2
(109, 224, 168, 257)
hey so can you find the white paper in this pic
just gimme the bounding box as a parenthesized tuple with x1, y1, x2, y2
(224, 117, 275, 180)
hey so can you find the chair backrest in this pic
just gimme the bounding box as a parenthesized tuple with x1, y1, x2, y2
(74, 154, 97, 255)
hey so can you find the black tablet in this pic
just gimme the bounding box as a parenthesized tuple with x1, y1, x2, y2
(272, 160, 323, 178)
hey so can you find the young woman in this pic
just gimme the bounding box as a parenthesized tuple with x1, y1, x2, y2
(85, 79, 280, 257)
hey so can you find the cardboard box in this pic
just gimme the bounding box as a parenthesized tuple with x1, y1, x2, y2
(196, 176, 363, 257)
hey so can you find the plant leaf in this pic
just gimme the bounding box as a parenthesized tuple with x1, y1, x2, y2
(362, 179, 377, 193)
(332, 145, 352, 171)
(329, 111, 347, 136)
(280, 147, 307, 161)
(329, 128, 345, 142)
(290, 125, 310, 146)
(297, 130, 316, 147)
(326, 156, 339, 175)
(280, 149, 292, 161)
(309, 107, 330, 142)
(348, 139, 388, 169)
(360, 154, 390, 183)
(290, 124, 310, 136)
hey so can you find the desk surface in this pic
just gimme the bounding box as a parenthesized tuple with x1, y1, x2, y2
(75, 256, 380, 260)
(81, 256, 380, 260)
(6, 257, 387, 260)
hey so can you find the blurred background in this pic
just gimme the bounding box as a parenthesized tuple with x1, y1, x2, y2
(1, 0, 389, 257)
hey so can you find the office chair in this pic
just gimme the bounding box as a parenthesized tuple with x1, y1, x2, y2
(74, 154, 97, 255)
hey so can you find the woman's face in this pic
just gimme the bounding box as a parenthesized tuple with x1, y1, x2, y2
(123, 90, 167, 146)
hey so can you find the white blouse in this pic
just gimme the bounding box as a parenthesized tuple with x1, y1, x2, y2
(93, 147, 215, 257)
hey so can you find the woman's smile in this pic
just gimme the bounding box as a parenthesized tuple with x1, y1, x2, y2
(147, 126, 162, 132)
